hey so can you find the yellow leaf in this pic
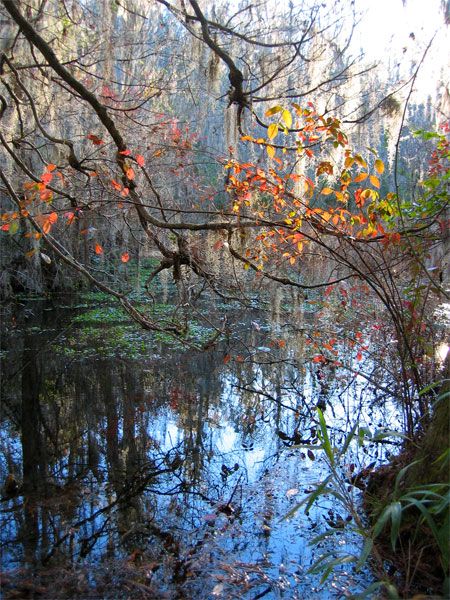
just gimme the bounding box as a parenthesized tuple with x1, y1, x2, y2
(354, 154, 368, 169)
(282, 109, 292, 129)
(265, 105, 283, 117)
(268, 123, 279, 140)
(370, 175, 380, 189)
(374, 159, 385, 174)
(266, 145, 275, 159)
(321, 187, 333, 195)
(344, 156, 354, 168)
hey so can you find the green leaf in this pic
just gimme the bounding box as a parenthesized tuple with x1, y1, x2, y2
(317, 408, 334, 466)
(389, 501, 402, 549)
(309, 529, 336, 545)
(340, 421, 359, 456)
(419, 380, 447, 396)
(372, 429, 409, 442)
(355, 538, 373, 570)
(393, 460, 421, 498)
(373, 502, 397, 538)
(8, 220, 19, 236)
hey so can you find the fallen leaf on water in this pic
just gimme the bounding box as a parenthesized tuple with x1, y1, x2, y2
(212, 583, 224, 596)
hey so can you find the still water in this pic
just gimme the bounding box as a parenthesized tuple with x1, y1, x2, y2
(0, 296, 401, 599)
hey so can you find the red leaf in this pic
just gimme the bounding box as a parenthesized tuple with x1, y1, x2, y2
(213, 239, 224, 251)
(111, 179, 122, 191)
(121, 187, 129, 197)
(87, 134, 104, 145)
(312, 354, 325, 363)
(119, 149, 132, 156)
(1, 224, 9, 231)
(356, 351, 363, 361)
(121, 252, 130, 263)
(48, 212, 58, 224)
(41, 172, 53, 185)
(47, 164, 57, 172)
(95, 243, 103, 255)
(223, 354, 231, 364)
(136, 154, 145, 167)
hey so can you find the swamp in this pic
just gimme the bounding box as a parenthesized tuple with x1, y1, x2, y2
(0, 1, 449, 598)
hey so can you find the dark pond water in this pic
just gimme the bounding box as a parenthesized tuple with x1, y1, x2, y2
(0, 294, 403, 599)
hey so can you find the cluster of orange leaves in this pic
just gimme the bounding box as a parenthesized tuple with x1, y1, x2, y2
(222, 103, 400, 268)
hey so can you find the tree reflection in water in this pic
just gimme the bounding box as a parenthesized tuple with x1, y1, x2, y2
(0, 299, 401, 598)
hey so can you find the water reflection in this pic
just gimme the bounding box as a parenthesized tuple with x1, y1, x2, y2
(0, 299, 401, 598)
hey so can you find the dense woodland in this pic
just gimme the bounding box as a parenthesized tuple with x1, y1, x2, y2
(0, 0, 449, 598)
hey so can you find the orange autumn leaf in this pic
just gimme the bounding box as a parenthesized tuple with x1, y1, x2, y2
(125, 167, 135, 180)
(40, 189, 53, 202)
(95, 243, 103, 255)
(42, 221, 52, 234)
(121, 252, 130, 263)
(24, 181, 38, 190)
(369, 175, 380, 189)
(136, 154, 145, 167)
(374, 158, 385, 174)
(321, 187, 333, 195)
(353, 172, 368, 183)
(46, 163, 57, 172)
